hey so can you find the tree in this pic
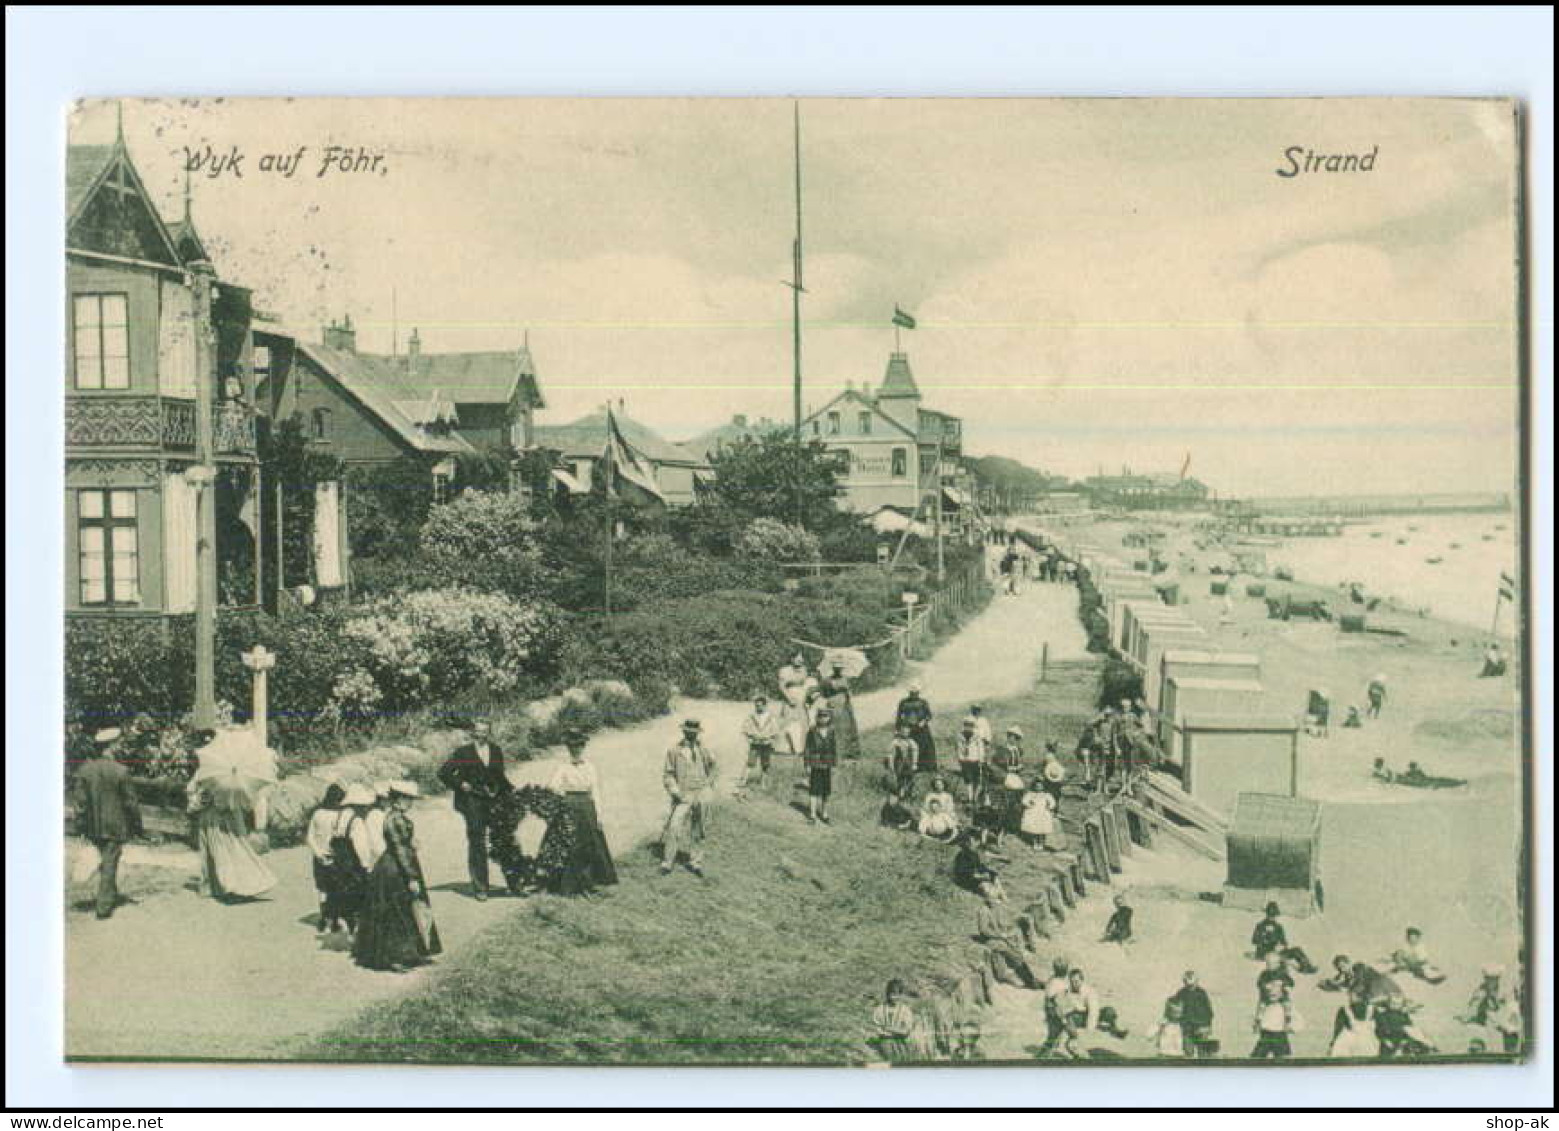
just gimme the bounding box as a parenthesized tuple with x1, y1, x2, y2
(707, 430, 846, 532)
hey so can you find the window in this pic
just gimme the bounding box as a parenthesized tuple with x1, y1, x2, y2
(859, 411, 872, 435)
(78, 488, 140, 605)
(73, 294, 130, 389)
(811, 420, 820, 437)
(311, 407, 332, 441)
(891, 448, 908, 478)
(827, 411, 841, 435)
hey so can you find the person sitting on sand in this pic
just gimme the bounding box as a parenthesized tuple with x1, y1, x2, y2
(1375, 992, 1435, 1057)
(974, 887, 1043, 990)
(1343, 705, 1364, 729)
(1251, 902, 1318, 973)
(1102, 892, 1134, 946)
(1386, 927, 1447, 984)
(952, 830, 1002, 898)
(1460, 965, 1522, 1054)
(1481, 643, 1507, 678)
(918, 787, 959, 843)
(879, 789, 917, 832)
(1374, 758, 1466, 790)
(870, 979, 919, 1063)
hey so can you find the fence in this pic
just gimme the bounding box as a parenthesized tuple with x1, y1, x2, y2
(890, 558, 990, 661)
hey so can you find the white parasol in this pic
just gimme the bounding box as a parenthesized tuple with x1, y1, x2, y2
(819, 647, 870, 680)
(191, 726, 278, 786)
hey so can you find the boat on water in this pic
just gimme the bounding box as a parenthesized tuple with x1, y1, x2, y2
(1407, 525, 1420, 532)
(1369, 531, 1383, 539)
(1483, 534, 1494, 542)
(1396, 538, 1408, 545)
(1426, 556, 1443, 565)
(1495, 523, 1507, 531)
(1449, 542, 1461, 549)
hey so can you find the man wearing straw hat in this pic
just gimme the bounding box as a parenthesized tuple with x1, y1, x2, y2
(661, 719, 718, 876)
(72, 727, 142, 919)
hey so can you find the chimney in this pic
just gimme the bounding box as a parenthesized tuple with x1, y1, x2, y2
(733, 413, 748, 428)
(323, 313, 357, 353)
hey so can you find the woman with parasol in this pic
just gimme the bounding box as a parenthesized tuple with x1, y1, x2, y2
(818, 650, 866, 761)
(186, 727, 278, 902)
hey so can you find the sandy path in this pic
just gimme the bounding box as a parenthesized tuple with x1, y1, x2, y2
(66, 574, 1086, 1060)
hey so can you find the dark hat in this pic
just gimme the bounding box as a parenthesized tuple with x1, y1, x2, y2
(1265, 901, 1281, 916)
(681, 718, 703, 732)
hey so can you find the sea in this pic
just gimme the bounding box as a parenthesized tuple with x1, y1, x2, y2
(1266, 512, 1520, 637)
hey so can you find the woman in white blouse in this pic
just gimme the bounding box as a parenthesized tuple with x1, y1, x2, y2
(548, 731, 619, 895)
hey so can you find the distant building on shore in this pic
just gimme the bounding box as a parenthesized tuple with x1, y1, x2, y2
(1085, 469, 1210, 511)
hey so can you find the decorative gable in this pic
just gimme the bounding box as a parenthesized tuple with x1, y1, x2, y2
(68, 150, 182, 267)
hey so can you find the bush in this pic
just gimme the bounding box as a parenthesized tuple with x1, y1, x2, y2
(1098, 656, 1144, 709)
(349, 588, 562, 706)
(736, 518, 821, 565)
(64, 619, 192, 730)
(417, 491, 547, 599)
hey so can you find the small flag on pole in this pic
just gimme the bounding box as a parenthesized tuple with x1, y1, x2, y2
(1499, 571, 1516, 602)
(892, 306, 917, 330)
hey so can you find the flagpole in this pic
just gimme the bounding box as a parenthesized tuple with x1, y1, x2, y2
(603, 403, 613, 623)
(791, 103, 805, 529)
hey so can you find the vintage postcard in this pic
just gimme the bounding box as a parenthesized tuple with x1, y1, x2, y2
(62, 96, 1528, 1065)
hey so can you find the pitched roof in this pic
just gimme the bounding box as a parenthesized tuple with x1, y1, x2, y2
(66, 141, 184, 267)
(802, 387, 917, 440)
(686, 415, 786, 461)
(534, 410, 709, 467)
(402, 345, 545, 408)
(294, 340, 475, 456)
(67, 145, 117, 221)
(166, 217, 211, 265)
(877, 351, 921, 399)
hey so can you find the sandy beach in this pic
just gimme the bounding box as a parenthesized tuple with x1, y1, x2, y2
(967, 514, 1529, 1061)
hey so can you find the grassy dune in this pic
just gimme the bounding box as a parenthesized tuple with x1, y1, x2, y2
(313, 663, 1101, 1065)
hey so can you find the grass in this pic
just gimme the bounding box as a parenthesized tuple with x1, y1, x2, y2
(309, 652, 1102, 1066)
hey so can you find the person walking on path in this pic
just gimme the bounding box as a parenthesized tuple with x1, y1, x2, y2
(820, 662, 861, 760)
(353, 781, 441, 973)
(734, 695, 783, 800)
(1251, 980, 1301, 1058)
(661, 719, 718, 876)
(187, 747, 277, 904)
(1366, 674, 1388, 719)
(71, 727, 142, 920)
(306, 783, 368, 935)
(1171, 970, 1217, 1058)
(803, 708, 839, 825)
(437, 719, 511, 902)
(547, 730, 619, 895)
(895, 684, 937, 773)
(992, 725, 1027, 837)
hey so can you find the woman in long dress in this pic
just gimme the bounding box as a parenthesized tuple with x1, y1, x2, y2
(547, 731, 619, 895)
(819, 662, 861, 760)
(777, 652, 814, 756)
(354, 782, 442, 973)
(188, 770, 277, 902)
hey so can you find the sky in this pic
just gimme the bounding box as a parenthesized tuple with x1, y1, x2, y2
(71, 97, 1522, 498)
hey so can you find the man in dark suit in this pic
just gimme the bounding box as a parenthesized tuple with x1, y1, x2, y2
(72, 727, 143, 919)
(437, 718, 511, 900)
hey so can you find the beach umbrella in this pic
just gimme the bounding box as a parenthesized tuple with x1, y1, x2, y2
(819, 647, 870, 680)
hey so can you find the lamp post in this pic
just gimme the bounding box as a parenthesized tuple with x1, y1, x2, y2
(241, 644, 276, 747)
(184, 462, 217, 728)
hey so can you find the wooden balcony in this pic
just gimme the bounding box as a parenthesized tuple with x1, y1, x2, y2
(64, 396, 254, 454)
